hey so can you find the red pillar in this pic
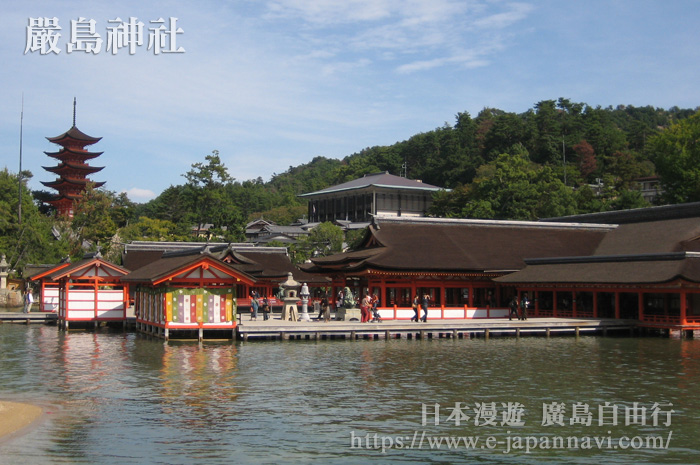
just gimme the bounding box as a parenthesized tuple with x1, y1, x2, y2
(680, 291, 688, 326)
(614, 292, 621, 320)
(593, 291, 598, 318)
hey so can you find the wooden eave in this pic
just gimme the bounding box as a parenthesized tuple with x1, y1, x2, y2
(48, 258, 129, 281)
(29, 262, 71, 281)
(123, 254, 256, 286)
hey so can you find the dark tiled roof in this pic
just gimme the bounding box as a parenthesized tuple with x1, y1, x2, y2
(496, 253, 700, 284)
(542, 201, 700, 224)
(299, 172, 443, 197)
(121, 253, 254, 283)
(308, 218, 612, 273)
(593, 216, 700, 256)
(122, 250, 165, 271)
(230, 250, 329, 284)
(497, 214, 700, 285)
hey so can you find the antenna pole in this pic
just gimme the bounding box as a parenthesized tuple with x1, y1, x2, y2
(18, 94, 24, 225)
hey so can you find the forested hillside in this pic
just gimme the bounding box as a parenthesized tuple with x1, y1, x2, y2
(3, 98, 699, 273)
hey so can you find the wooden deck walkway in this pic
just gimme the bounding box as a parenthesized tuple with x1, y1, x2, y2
(0, 311, 658, 341)
(0, 312, 58, 324)
(235, 316, 638, 341)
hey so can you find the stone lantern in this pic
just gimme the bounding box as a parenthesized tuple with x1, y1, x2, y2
(0, 255, 8, 290)
(299, 282, 310, 321)
(279, 272, 300, 322)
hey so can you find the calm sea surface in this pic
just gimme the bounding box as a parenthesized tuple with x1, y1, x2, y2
(0, 324, 698, 464)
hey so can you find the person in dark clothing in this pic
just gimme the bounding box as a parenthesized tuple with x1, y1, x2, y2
(508, 297, 519, 321)
(411, 295, 419, 322)
(519, 293, 529, 321)
(421, 293, 429, 322)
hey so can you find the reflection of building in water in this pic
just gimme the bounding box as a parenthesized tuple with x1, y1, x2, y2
(160, 344, 238, 429)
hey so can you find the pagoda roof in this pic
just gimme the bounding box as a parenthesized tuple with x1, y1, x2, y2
(45, 195, 80, 205)
(42, 178, 105, 189)
(45, 147, 103, 160)
(43, 162, 104, 176)
(47, 126, 101, 145)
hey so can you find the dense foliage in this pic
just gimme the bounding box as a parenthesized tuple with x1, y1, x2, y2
(1, 99, 698, 274)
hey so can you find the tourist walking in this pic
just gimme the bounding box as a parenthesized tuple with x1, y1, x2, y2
(421, 293, 429, 322)
(411, 294, 419, 322)
(23, 288, 33, 314)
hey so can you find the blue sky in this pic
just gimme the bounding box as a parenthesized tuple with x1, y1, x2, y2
(2, 0, 699, 202)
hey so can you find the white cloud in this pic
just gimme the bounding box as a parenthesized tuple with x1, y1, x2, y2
(123, 187, 157, 202)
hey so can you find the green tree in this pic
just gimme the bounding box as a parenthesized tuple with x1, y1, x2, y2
(461, 146, 576, 220)
(182, 150, 244, 240)
(118, 216, 186, 242)
(291, 222, 344, 263)
(0, 169, 69, 275)
(650, 112, 700, 203)
(70, 184, 118, 258)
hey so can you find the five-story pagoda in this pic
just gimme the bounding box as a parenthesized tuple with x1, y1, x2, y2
(42, 100, 105, 218)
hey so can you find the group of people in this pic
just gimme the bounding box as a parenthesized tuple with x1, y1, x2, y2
(508, 293, 529, 321)
(249, 290, 271, 321)
(411, 293, 429, 322)
(248, 288, 531, 323)
(360, 293, 381, 323)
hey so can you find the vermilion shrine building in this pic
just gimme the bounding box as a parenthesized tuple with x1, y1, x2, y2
(303, 203, 700, 333)
(29, 253, 129, 330)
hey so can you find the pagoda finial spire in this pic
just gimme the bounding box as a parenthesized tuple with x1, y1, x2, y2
(72, 97, 76, 127)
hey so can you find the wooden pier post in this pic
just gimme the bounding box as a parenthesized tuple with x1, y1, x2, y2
(484, 329, 490, 340)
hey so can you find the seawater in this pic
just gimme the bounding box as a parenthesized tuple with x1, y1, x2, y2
(0, 324, 698, 464)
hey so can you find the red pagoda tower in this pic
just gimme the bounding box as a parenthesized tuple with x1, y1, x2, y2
(42, 100, 105, 218)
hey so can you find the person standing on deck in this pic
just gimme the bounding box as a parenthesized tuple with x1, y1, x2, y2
(250, 290, 259, 320)
(411, 294, 420, 322)
(361, 293, 372, 323)
(23, 288, 33, 314)
(421, 293, 429, 322)
(509, 297, 519, 321)
(262, 295, 270, 321)
(519, 293, 529, 321)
